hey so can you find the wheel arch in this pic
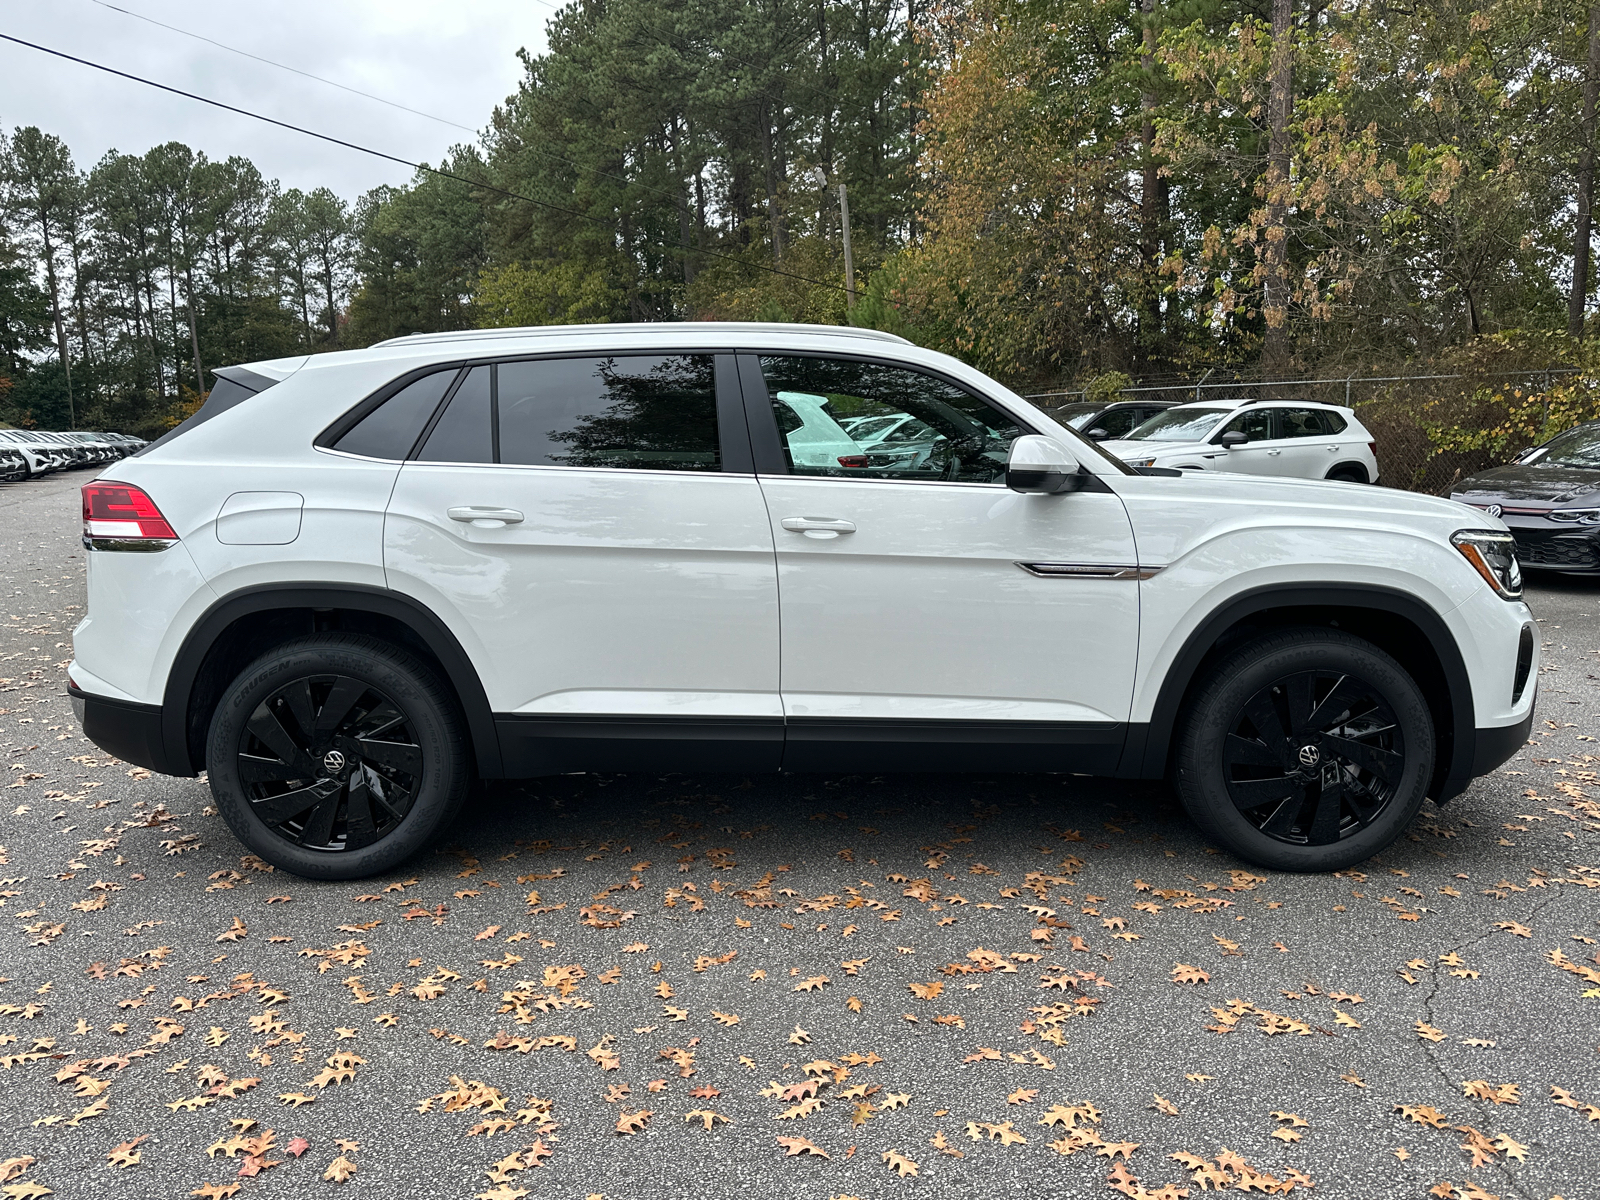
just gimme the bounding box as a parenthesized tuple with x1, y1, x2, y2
(1325, 461, 1370, 483)
(162, 583, 502, 779)
(1120, 584, 1473, 802)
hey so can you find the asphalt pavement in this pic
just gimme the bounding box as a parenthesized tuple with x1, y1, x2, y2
(0, 468, 1596, 1200)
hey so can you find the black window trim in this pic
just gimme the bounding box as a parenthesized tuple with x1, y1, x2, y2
(316, 349, 752, 475)
(734, 347, 1045, 484)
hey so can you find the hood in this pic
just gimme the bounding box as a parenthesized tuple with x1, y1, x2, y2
(1140, 466, 1489, 522)
(1098, 438, 1209, 460)
(1453, 463, 1600, 506)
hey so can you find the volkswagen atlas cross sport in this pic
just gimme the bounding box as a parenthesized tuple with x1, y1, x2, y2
(68, 323, 1536, 880)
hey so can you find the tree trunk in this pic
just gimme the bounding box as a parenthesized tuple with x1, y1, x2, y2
(185, 265, 206, 394)
(762, 108, 786, 262)
(1570, 4, 1600, 337)
(1139, 0, 1163, 356)
(1262, 0, 1294, 375)
(39, 227, 76, 428)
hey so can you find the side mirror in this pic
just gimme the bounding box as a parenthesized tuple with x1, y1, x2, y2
(1007, 434, 1087, 494)
(1087, 427, 1110, 440)
(1220, 431, 1248, 448)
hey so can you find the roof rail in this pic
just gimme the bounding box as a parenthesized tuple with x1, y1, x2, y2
(373, 321, 912, 349)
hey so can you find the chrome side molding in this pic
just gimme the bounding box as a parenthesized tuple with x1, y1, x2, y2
(1016, 562, 1164, 580)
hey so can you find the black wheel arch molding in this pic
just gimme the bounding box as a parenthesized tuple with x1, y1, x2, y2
(81, 581, 1508, 801)
(157, 583, 502, 780)
(1115, 582, 1482, 802)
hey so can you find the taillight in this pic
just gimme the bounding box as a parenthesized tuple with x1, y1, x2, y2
(837, 455, 870, 469)
(1368, 441, 1377, 456)
(82, 481, 178, 546)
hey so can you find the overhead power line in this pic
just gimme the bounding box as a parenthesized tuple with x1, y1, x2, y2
(85, 0, 696, 208)
(0, 31, 845, 295)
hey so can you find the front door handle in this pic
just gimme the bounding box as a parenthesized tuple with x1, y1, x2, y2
(448, 506, 525, 528)
(1266, 449, 1282, 456)
(781, 516, 856, 539)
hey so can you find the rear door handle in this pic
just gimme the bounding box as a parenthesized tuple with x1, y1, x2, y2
(448, 506, 524, 528)
(781, 516, 856, 539)
(1266, 449, 1282, 456)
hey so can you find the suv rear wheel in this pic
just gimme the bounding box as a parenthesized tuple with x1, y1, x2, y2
(206, 634, 469, 879)
(1174, 628, 1433, 871)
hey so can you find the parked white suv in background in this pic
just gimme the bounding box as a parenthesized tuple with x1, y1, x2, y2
(69, 324, 1534, 879)
(1100, 399, 1381, 484)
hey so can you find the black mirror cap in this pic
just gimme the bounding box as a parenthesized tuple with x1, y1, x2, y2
(1220, 431, 1248, 447)
(1007, 464, 1089, 494)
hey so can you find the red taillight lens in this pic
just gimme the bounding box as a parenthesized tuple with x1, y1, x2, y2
(837, 455, 870, 469)
(1368, 441, 1377, 455)
(82, 482, 178, 541)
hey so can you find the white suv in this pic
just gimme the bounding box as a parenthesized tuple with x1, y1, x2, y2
(1100, 399, 1380, 483)
(69, 324, 1534, 879)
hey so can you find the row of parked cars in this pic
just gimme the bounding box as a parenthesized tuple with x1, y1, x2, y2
(0, 429, 147, 480)
(1059, 394, 1600, 577)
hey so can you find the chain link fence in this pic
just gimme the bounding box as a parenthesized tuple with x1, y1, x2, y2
(1023, 368, 1581, 495)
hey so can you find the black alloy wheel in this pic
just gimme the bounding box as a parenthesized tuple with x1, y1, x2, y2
(207, 634, 468, 879)
(1175, 628, 1434, 872)
(1220, 668, 1403, 846)
(240, 674, 422, 852)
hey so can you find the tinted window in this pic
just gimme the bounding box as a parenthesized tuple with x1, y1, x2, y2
(1092, 407, 1140, 438)
(1219, 409, 1275, 441)
(758, 356, 1026, 483)
(1279, 408, 1333, 438)
(419, 365, 493, 463)
(497, 355, 719, 471)
(334, 368, 460, 460)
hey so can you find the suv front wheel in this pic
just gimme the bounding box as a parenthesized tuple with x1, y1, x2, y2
(1175, 628, 1434, 871)
(206, 634, 469, 879)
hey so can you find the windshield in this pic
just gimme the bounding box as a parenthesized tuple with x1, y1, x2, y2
(1532, 424, 1600, 469)
(1123, 407, 1231, 442)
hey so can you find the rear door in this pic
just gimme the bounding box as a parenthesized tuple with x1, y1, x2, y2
(382, 352, 782, 775)
(1276, 407, 1344, 478)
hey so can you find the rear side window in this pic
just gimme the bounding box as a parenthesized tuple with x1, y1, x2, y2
(498, 355, 720, 471)
(1279, 408, 1345, 437)
(333, 368, 461, 460)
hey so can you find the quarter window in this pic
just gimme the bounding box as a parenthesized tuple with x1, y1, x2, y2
(756, 356, 1026, 483)
(334, 368, 461, 460)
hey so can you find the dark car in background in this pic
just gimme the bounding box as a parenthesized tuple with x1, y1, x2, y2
(1052, 398, 1176, 440)
(1452, 420, 1600, 574)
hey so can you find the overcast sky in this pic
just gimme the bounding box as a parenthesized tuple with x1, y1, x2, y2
(0, 0, 550, 200)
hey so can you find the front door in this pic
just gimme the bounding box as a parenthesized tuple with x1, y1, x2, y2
(1211, 407, 1290, 475)
(739, 352, 1141, 773)
(383, 352, 782, 774)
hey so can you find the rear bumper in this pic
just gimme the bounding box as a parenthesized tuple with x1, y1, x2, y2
(69, 683, 175, 774)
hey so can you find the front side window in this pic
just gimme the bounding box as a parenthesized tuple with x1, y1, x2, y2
(757, 355, 1026, 483)
(1125, 406, 1232, 442)
(1217, 408, 1275, 442)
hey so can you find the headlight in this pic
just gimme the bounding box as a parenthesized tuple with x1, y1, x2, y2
(1549, 508, 1600, 524)
(1451, 529, 1522, 600)
(1125, 457, 1157, 468)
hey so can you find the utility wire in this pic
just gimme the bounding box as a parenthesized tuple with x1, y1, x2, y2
(0, 31, 846, 294)
(85, 0, 694, 208)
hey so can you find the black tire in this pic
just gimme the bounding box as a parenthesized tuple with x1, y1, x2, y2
(206, 634, 469, 880)
(1174, 628, 1434, 872)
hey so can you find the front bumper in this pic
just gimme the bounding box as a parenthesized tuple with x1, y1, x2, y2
(69, 683, 173, 773)
(1435, 707, 1534, 802)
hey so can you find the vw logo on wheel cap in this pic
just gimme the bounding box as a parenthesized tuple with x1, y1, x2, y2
(1297, 744, 1321, 768)
(321, 749, 347, 775)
